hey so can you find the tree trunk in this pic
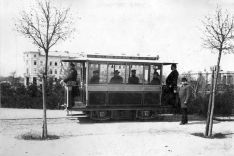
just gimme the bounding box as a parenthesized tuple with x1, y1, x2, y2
(205, 69, 214, 136)
(42, 75, 47, 138)
(42, 49, 49, 139)
(0, 83, 2, 108)
(208, 50, 222, 137)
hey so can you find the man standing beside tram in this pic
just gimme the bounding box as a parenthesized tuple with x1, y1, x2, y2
(165, 63, 179, 109)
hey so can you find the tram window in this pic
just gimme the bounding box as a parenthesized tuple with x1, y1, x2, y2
(89, 63, 107, 84)
(144, 65, 161, 85)
(144, 65, 150, 84)
(108, 64, 125, 84)
(128, 65, 143, 84)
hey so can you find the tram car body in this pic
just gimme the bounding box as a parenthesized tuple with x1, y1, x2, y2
(62, 54, 177, 120)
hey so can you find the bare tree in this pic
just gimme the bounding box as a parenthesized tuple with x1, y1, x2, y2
(15, 0, 74, 138)
(202, 7, 234, 136)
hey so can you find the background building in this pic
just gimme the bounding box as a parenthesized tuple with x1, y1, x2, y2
(23, 50, 82, 86)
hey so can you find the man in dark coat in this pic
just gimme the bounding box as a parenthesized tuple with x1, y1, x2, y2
(165, 63, 179, 108)
(63, 62, 78, 109)
(128, 70, 139, 84)
(166, 63, 179, 92)
(110, 70, 123, 84)
(90, 70, 100, 84)
(178, 77, 192, 125)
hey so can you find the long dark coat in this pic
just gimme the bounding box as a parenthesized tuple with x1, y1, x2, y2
(178, 84, 192, 108)
(166, 70, 179, 87)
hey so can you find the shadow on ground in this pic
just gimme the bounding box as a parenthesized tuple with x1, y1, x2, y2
(191, 132, 234, 139)
(16, 131, 60, 141)
(76, 116, 208, 124)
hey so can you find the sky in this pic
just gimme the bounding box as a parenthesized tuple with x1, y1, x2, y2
(1, 0, 234, 77)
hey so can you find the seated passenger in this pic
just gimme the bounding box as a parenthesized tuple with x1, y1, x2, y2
(110, 70, 123, 84)
(151, 71, 161, 85)
(90, 70, 100, 84)
(128, 70, 139, 84)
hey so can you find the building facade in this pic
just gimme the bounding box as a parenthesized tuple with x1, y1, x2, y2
(23, 50, 82, 86)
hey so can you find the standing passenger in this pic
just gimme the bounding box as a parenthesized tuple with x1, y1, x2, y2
(166, 63, 179, 92)
(62, 62, 78, 109)
(165, 64, 179, 107)
(178, 77, 192, 125)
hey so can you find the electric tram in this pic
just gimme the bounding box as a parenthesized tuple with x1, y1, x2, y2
(61, 54, 177, 120)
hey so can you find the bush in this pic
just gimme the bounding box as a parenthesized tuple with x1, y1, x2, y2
(214, 88, 234, 116)
(189, 94, 209, 115)
(189, 89, 234, 116)
(1, 79, 65, 109)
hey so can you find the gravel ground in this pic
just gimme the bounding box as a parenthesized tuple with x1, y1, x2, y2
(0, 108, 233, 156)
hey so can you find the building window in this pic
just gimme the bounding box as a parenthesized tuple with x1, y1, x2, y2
(34, 61, 37, 65)
(40, 61, 43, 65)
(50, 61, 52, 66)
(26, 68, 29, 74)
(26, 77, 29, 86)
(55, 69, 57, 74)
(55, 62, 57, 66)
(33, 77, 37, 85)
(50, 70, 53, 74)
(34, 68, 37, 74)
(34, 54, 36, 57)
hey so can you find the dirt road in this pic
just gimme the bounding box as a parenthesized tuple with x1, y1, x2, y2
(0, 108, 233, 156)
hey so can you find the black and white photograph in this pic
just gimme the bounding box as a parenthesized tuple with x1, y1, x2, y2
(0, 0, 233, 155)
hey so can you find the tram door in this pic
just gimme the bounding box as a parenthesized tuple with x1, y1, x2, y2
(74, 62, 86, 106)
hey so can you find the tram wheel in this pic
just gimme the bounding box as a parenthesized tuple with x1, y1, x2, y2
(137, 110, 155, 120)
(90, 111, 111, 121)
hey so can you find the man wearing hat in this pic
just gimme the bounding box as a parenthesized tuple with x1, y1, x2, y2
(62, 62, 78, 109)
(166, 63, 179, 91)
(165, 63, 179, 108)
(110, 70, 123, 84)
(90, 70, 100, 84)
(178, 77, 192, 125)
(128, 69, 139, 84)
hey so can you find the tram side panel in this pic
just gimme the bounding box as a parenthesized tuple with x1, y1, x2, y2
(87, 84, 161, 108)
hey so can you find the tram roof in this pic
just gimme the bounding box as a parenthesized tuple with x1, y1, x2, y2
(61, 54, 176, 65)
(62, 57, 176, 65)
